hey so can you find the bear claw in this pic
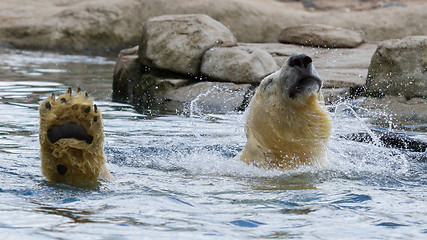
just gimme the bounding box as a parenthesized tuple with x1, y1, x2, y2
(39, 87, 112, 184)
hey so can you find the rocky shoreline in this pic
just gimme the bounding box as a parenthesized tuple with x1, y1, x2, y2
(112, 13, 426, 119)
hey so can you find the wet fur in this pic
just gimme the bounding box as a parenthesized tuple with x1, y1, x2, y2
(39, 88, 112, 185)
(241, 56, 332, 169)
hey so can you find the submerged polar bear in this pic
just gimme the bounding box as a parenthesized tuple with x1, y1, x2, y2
(241, 54, 332, 169)
(39, 88, 113, 185)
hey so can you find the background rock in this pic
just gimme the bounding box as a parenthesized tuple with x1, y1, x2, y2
(201, 46, 279, 83)
(113, 46, 143, 102)
(366, 36, 427, 98)
(113, 45, 192, 107)
(113, 45, 254, 112)
(0, 0, 426, 55)
(138, 14, 236, 75)
(278, 24, 364, 48)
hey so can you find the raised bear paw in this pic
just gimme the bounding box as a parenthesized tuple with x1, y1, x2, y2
(39, 87, 113, 185)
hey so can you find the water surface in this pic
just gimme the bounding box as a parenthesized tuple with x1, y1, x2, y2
(0, 48, 426, 239)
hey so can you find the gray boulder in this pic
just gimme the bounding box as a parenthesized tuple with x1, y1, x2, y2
(278, 24, 364, 48)
(201, 46, 279, 84)
(138, 14, 237, 75)
(366, 36, 427, 98)
(113, 45, 192, 105)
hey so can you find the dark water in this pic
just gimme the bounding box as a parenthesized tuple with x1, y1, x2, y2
(0, 48, 426, 239)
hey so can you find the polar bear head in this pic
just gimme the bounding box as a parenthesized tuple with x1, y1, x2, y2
(261, 54, 323, 103)
(241, 54, 331, 169)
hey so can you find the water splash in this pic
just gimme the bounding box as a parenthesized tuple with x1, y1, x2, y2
(329, 101, 412, 177)
(188, 86, 214, 138)
(333, 102, 383, 147)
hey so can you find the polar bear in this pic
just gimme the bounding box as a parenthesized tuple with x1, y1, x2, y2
(39, 88, 113, 185)
(240, 54, 332, 169)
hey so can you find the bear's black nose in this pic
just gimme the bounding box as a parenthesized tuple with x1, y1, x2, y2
(288, 54, 312, 69)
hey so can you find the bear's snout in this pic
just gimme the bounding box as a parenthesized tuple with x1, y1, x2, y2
(285, 54, 322, 99)
(288, 54, 312, 69)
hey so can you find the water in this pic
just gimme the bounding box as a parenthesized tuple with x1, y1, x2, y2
(0, 48, 426, 239)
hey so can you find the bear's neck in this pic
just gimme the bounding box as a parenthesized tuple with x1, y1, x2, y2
(247, 93, 332, 168)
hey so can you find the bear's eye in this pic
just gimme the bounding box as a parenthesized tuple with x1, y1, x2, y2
(60, 98, 66, 103)
(84, 106, 90, 114)
(45, 102, 51, 110)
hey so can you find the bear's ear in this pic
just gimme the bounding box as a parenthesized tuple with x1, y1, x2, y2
(260, 71, 278, 91)
(261, 77, 273, 90)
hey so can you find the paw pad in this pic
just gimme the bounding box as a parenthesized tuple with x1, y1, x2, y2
(39, 87, 112, 184)
(39, 87, 103, 142)
(57, 164, 68, 175)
